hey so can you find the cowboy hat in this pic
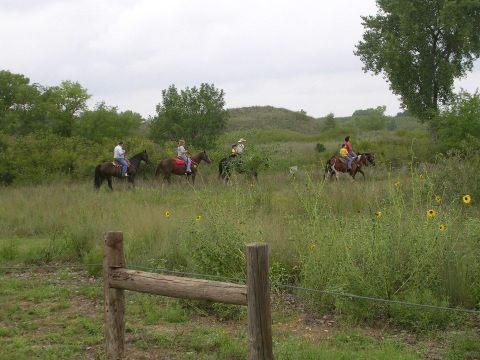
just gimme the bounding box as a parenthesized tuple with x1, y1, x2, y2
(238, 138, 246, 143)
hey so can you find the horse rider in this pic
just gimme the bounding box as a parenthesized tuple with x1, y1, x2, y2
(114, 140, 128, 177)
(339, 143, 348, 159)
(177, 139, 192, 175)
(231, 138, 246, 157)
(344, 136, 357, 172)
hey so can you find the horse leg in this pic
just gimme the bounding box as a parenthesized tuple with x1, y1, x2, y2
(107, 176, 113, 190)
(358, 169, 365, 179)
(128, 176, 135, 188)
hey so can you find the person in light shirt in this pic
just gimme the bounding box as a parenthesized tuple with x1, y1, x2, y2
(113, 141, 128, 177)
(177, 139, 192, 175)
(231, 138, 246, 156)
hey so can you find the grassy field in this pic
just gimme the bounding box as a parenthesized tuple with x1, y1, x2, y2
(1, 108, 480, 358)
(1, 268, 479, 359)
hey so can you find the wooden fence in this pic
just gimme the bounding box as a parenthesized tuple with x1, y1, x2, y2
(103, 231, 273, 360)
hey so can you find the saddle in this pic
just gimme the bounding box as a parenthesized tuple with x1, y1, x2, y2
(175, 158, 197, 167)
(112, 159, 130, 167)
(336, 157, 347, 164)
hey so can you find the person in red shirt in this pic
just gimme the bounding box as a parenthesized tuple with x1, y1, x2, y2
(343, 136, 357, 172)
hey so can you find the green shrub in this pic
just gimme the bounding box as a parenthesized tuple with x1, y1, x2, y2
(315, 143, 326, 153)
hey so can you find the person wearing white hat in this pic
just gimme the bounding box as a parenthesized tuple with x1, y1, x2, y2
(232, 138, 246, 156)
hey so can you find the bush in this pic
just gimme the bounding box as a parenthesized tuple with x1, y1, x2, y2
(438, 90, 480, 152)
(315, 143, 326, 153)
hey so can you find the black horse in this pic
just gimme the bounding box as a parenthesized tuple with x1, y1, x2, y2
(219, 155, 264, 183)
(94, 150, 149, 190)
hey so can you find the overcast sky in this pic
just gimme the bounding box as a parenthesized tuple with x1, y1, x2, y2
(1, 0, 479, 118)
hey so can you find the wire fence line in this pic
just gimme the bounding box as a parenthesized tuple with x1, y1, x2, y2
(1, 263, 479, 315)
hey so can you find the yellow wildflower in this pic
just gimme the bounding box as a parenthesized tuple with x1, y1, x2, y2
(435, 195, 442, 203)
(375, 211, 382, 218)
(164, 211, 171, 218)
(463, 195, 471, 204)
(438, 224, 446, 232)
(195, 215, 202, 221)
(426, 209, 437, 218)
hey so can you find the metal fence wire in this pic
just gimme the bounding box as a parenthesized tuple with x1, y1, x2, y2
(1, 263, 479, 314)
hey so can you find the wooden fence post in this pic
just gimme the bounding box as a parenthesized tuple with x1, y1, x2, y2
(103, 231, 125, 360)
(247, 243, 273, 360)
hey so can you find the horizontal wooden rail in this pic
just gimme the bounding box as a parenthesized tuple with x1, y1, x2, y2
(103, 231, 272, 359)
(109, 268, 247, 306)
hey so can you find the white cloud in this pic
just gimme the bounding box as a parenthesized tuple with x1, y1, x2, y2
(0, 0, 478, 118)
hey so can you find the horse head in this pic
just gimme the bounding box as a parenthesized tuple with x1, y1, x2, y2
(201, 150, 212, 164)
(140, 150, 150, 163)
(365, 153, 375, 166)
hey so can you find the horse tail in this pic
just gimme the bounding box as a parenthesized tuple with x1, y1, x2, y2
(218, 159, 223, 178)
(94, 165, 102, 189)
(325, 158, 332, 173)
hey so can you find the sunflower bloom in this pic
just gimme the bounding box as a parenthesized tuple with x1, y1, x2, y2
(195, 215, 202, 221)
(375, 211, 382, 218)
(426, 209, 437, 218)
(463, 195, 471, 204)
(438, 224, 446, 232)
(435, 195, 441, 203)
(164, 211, 171, 218)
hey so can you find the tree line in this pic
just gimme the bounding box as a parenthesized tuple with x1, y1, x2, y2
(0, 70, 228, 148)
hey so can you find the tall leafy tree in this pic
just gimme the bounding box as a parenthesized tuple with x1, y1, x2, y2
(0, 70, 41, 134)
(75, 102, 143, 142)
(150, 83, 228, 149)
(355, 0, 480, 125)
(41, 81, 90, 136)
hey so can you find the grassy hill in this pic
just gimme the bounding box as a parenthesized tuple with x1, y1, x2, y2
(226, 106, 321, 133)
(223, 106, 432, 167)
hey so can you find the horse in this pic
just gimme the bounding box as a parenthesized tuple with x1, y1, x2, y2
(94, 150, 149, 190)
(155, 150, 211, 185)
(325, 153, 375, 180)
(218, 155, 265, 183)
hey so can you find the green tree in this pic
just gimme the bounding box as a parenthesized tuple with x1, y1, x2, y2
(353, 106, 387, 130)
(150, 83, 228, 149)
(355, 0, 480, 125)
(323, 113, 336, 130)
(74, 102, 143, 142)
(0, 70, 42, 134)
(41, 81, 90, 136)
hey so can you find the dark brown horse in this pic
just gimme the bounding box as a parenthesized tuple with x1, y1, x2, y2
(325, 153, 375, 180)
(155, 151, 211, 184)
(94, 150, 149, 190)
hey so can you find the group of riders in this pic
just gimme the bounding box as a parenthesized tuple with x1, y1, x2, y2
(112, 135, 362, 177)
(113, 138, 248, 177)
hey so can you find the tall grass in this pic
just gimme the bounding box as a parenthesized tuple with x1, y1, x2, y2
(0, 160, 478, 330)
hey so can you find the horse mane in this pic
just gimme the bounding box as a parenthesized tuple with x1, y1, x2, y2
(129, 151, 147, 168)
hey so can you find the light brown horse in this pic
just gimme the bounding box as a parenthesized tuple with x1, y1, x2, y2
(155, 151, 211, 184)
(325, 153, 375, 180)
